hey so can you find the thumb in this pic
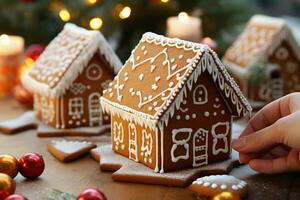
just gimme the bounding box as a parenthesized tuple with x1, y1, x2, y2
(232, 119, 285, 153)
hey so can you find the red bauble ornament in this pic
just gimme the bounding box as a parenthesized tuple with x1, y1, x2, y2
(77, 189, 107, 200)
(4, 194, 28, 200)
(0, 173, 16, 200)
(26, 44, 46, 61)
(201, 37, 218, 53)
(18, 153, 45, 179)
(13, 85, 33, 108)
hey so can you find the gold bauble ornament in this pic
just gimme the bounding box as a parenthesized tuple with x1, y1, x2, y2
(212, 192, 240, 200)
(0, 154, 19, 178)
(0, 173, 16, 199)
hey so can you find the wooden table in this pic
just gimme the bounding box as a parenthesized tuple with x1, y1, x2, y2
(0, 98, 299, 200)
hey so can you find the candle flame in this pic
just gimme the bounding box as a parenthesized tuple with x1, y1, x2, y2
(178, 12, 189, 22)
(0, 34, 10, 45)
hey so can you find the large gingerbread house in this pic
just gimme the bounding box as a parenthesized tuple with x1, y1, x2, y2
(223, 15, 300, 105)
(22, 23, 122, 129)
(100, 33, 251, 173)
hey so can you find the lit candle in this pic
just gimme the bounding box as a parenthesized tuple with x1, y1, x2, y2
(0, 34, 24, 97)
(166, 12, 202, 42)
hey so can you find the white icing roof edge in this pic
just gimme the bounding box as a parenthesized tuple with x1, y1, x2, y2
(22, 23, 122, 97)
(223, 15, 300, 69)
(100, 32, 252, 129)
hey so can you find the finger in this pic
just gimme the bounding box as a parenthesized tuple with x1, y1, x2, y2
(249, 150, 300, 174)
(232, 122, 283, 153)
(240, 94, 293, 137)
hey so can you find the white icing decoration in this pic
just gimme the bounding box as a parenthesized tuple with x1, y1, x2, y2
(171, 128, 192, 163)
(212, 122, 230, 155)
(88, 93, 102, 126)
(193, 84, 208, 105)
(86, 63, 103, 80)
(193, 128, 208, 167)
(70, 83, 86, 95)
(113, 122, 125, 150)
(275, 46, 288, 60)
(68, 97, 83, 121)
(141, 129, 153, 163)
(152, 84, 158, 90)
(204, 111, 210, 117)
(139, 73, 144, 81)
(128, 122, 138, 161)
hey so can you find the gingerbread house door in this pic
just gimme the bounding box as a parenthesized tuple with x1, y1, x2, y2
(128, 123, 138, 161)
(88, 93, 102, 126)
(269, 69, 283, 100)
(193, 128, 208, 167)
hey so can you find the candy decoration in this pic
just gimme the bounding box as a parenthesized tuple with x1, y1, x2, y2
(201, 37, 218, 53)
(4, 194, 28, 200)
(0, 173, 16, 200)
(77, 188, 107, 200)
(18, 153, 45, 179)
(0, 155, 19, 178)
(25, 44, 46, 61)
(212, 192, 240, 200)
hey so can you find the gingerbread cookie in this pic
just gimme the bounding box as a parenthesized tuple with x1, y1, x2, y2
(37, 123, 110, 137)
(0, 111, 38, 134)
(48, 140, 97, 162)
(189, 175, 248, 198)
(90, 144, 240, 187)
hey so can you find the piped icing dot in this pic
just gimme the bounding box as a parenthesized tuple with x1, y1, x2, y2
(203, 182, 210, 187)
(220, 184, 227, 190)
(211, 183, 218, 188)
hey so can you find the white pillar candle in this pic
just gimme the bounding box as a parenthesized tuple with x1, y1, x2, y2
(166, 12, 202, 42)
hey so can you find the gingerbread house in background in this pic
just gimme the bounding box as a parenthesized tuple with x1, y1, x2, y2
(100, 33, 252, 173)
(223, 15, 300, 106)
(22, 23, 122, 129)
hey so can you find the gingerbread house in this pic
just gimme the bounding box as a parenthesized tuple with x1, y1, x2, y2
(22, 23, 122, 129)
(100, 33, 251, 173)
(223, 15, 300, 105)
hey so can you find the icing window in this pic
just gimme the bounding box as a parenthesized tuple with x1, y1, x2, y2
(68, 97, 84, 119)
(86, 63, 103, 80)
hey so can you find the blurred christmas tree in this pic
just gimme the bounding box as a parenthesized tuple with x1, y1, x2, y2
(0, 0, 257, 61)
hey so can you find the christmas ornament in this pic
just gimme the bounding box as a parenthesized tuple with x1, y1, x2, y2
(201, 37, 218, 53)
(18, 153, 45, 179)
(0, 155, 18, 178)
(0, 173, 16, 200)
(4, 194, 28, 200)
(25, 44, 45, 61)
(77, 188, 107, 200)
(212, 192, 240, 200)
(13, 85, 33, 108)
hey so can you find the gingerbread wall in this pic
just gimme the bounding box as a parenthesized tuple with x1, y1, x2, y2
(111, 114, 157, 170)
(161, 70, 232, 172)
(248, 40, 300, 102)
(34, 53, 114, 129)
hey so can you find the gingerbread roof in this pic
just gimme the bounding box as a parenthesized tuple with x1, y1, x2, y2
(100, 33, 252, 130)
(223, 15, 300, 69)
(22, 23, 122, 97)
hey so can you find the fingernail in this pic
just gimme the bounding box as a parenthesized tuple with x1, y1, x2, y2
(232, 137, 246, 149)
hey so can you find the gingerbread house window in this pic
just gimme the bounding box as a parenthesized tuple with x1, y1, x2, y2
(68, 97, 84, 119)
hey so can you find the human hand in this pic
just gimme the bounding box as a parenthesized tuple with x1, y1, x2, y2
(232, 93, 300, 174)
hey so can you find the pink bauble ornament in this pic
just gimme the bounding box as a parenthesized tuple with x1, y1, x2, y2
(77, 188, 107, 200)
(5, 194, 28, 200)
(18, 153, 45, 179)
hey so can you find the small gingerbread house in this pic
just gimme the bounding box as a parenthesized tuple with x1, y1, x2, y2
(100, 33, 251, 173)
(22, 23, 122, 129)
(223, 15, 300, 105)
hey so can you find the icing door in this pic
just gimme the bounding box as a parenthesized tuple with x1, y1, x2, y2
(89, 93, 102, 126)
(128, 123, 138, 161)
(193, 128, 208, 167)
(270, 70, 283, 100)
